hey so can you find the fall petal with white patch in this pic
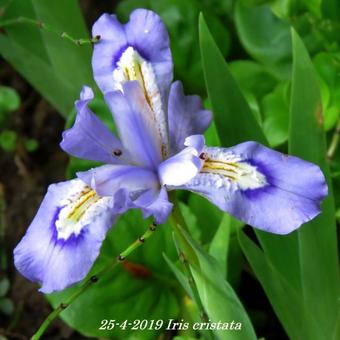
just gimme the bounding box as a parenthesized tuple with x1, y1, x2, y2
(14, 179, 117, 293)
(172, 141, 327, 235)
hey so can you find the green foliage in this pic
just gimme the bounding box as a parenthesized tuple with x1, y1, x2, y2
(288, 29, 339, 338)
(171, 224, 257, 340)
(0, 86, 20, 114)
(24, 138, 39, 152)
(0, 130, 17, 151)
(199, 14, 266, 146)
(0, 0, 93, 117)
(0, 278, 14, 316)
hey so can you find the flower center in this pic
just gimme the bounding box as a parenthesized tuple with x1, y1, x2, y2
(55, 181, 111, 240)
(113, 46, 168, 158)
(201, 149, 267, 190)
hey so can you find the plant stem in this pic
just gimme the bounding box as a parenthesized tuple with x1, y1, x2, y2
(327, 117, 340, 162)
(169, 199, 212, 338)
(31, 222, 158, 340)
(0, 17, 100, 45)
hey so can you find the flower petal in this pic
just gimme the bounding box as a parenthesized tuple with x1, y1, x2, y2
(14, 179, 116, 293)
(124, 9, 173, 102)
(92, 10, 172, 155)
(133, 187, 173, 224)
(92, 14, 128, 94)
(92, 9, 172, 100)
(168, 81, 212, 153)
(77, 164, 159, 198)
(60, 86, 128, 164)
(105, 81, 164, 168)
(176, 142, 327, 234)
(158, 135, 204, 186)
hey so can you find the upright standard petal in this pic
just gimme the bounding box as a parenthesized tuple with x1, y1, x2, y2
(175, 142, 327, 234)
(14, 179, 116, 293)
(60, 86, 128, 164)
(124, 9, 173, 103)
(92, 9, 172, 98)
(168, 81, 212, 153)
(92, 14, 128, 94)
(105, 81, 165, 168)
(92, 9, 172, 155)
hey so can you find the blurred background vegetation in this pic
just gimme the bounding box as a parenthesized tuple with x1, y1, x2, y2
(0, 0, 340, 339)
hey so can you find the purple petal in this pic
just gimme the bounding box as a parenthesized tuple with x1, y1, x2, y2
(77, 164, 159, 198)
(124, 9, 173, 102)
(158, 135, 205, 186)
(176, 142, 327, 234)
(92, 9, 172, 100)
(105, 82, 164, 168)
(92, 14, 128, 94)
(168, 81, 212, 153)
(60, 86, 128, 164)
(14, 179, 116, 293)
(133, 187, 173, 224)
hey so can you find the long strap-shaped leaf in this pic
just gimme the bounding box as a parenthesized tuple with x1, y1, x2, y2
(289, 28, 340, 339)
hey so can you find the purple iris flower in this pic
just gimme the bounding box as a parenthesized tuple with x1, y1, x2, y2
(14, 9, 327, 294)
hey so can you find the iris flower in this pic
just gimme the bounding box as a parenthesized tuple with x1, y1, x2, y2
(14, 9, 327, 293)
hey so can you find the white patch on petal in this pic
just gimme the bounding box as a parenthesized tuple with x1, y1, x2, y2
(201, 147, 267, 191)
(113, 46, 168, 157)
(55, 180, 112, 240)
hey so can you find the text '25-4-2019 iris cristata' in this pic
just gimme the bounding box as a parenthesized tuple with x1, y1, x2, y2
(14, 9, 328, 294)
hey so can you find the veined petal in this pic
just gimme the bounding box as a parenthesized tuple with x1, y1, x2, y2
(168, 81, 212, 153)
(158, 135, 205, 186)
(105, 81, 165, 168)
(124, 9, 173, 104)
(14, 179, 116, 293)
(77, 164, 159, 198)
(92, 14, 128, 94)
(60, 86, 128, 164)
(92, 9, 171, 155)
(176, 142, 327, 234)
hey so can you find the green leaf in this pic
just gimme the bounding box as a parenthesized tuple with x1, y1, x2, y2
(0, 86, 20, 113)
(0, 298, 14, 315)
(24, 138, 39, 152)
(0, 278, 9, 297)
(0, 129, 16, 151)
(289, 29, 340, 338)
(234, 1, 291, 79)
(208, 214, 242, 278)
(0, 35, 77, 117)
(0, 0, 93, 117)
(174, 226, 257, 340)
(229, 60, 276, 99)
(163, 253, 192, 297)
(199, 13, 267, 147)
(262, 82, 290, 146)
(238, 231, 318, 339)
(322, 0, 340, 21)
(188, 194, 222, 243)
(48, 211, 179, 338)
